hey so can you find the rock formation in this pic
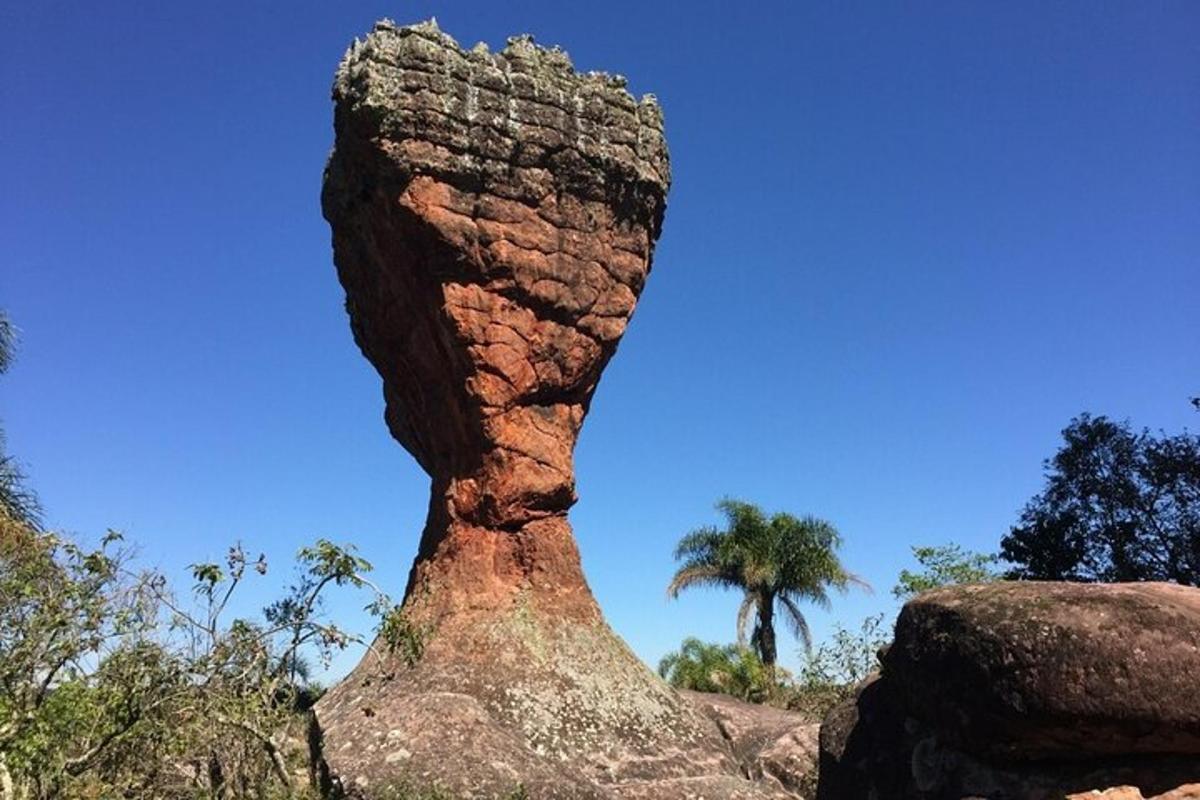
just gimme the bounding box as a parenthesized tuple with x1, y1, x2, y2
(1066, 786, 1200, 800)
(817, 582, 1200, 800)
(684, 691, 821, 794)
(317, 19, 799, 799)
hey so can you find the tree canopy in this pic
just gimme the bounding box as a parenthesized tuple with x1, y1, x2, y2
(1000, 414, 1200, 586)
(892, 544, 999, 600)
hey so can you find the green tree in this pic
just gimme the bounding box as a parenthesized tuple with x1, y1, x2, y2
(656, 638, 778, 702)
(892, 543, 999, 600)
(0, 521, 155, 796)
(0, 312, 41, 528)
(667, 499, 867, 667)
(1000, 414, 1200, 585)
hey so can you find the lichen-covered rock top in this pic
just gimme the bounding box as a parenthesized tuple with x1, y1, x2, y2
(332, 18, 669, 206)
(885, 581, 1200, 761)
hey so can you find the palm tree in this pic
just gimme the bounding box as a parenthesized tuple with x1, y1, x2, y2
(667, 499, 867, 667)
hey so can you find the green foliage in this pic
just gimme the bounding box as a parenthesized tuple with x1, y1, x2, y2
(0, 311, 41, 529)
(1000, 414, 1200, 585)
(789, 613, 890, 720)
(798, 613, 888, 690)
(0, 519, 158, 795)
(667, 499, 868, 665)
(657, 638, 782, 702)
(0, 312, 14, 375)
(0, 442, 39, 531)
(892, 543, 1000, 600)
(657, 615, 892, 720)
(377, 604, 427, 668)
(0, 518, 402, 799)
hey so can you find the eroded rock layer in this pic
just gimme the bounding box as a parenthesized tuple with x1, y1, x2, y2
(317, 19, 782, 799)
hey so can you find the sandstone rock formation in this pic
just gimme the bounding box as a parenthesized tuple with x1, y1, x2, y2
(317, 19, 789, 799)
(684, 691, 821, 794)
(817, 582, 1200, 800)
(1066, 786, 1200, 800)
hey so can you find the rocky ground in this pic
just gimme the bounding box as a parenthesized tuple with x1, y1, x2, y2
(314, 677, 818, 798)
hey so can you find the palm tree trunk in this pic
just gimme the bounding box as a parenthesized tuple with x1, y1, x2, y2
(757, 598, 777, 667)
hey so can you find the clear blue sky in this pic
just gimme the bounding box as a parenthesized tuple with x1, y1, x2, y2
(2, 2, 1197, 678)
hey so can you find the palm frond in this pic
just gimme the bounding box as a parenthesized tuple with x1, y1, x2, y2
(672, 526, 723, 560)
(666, 564, 737, 599)
(735, 592, 757, 646)
(777, 593, 813, 654)
(841, 570, 873, 594)
(0, 451, 41, 530)
(657, 652, 679, 679)
(797, 584, 833, 612)
(718, 498, 771, 543)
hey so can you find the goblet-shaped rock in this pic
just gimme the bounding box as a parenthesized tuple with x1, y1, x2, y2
(323, 19, 668, 624)
(316, 20, 762, 800)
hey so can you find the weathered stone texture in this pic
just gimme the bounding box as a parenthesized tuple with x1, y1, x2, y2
(317, 19, 792, 799)
(321, 19, 669, 623)
(887, 582, 1200, 762)
(817, 582, 1200, 800)
(684, 690, 821, 793)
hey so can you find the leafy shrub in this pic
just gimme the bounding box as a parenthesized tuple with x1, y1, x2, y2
(787, 613, 890, 719)
(0, 519, 412, 799)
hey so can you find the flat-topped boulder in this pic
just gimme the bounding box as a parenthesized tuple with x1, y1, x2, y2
(885, 581, 1200, 761)
(818, 582, 1200, 800)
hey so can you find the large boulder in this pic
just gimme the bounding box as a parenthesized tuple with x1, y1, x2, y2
(886, 582, 1200, 762)
(815, 675, 917, 800)
(817, 582, 1200, 800)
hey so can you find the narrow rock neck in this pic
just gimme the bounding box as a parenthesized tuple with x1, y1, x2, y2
(401, 475, 600, 625)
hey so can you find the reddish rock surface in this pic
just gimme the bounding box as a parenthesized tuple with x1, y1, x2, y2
(321, 18, 669, 626)
(316, 19, 788, 799)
